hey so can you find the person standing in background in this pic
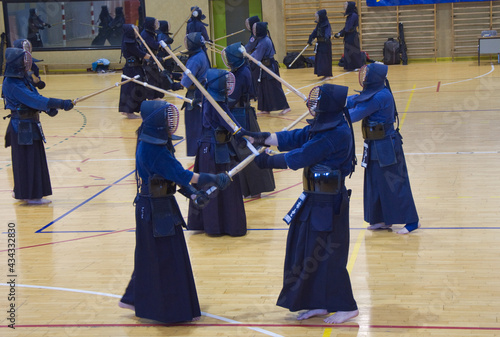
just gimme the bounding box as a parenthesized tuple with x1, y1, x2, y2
(251, 22, 291, 116)
(334, 2, 364, 71)
(308, 9, 332, 79)
(118, 24, 151, 119)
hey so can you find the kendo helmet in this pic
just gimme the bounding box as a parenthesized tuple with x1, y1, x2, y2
(222, 42, 245, 71)
(158, 20, 171, 35)
(316, 9, 328, 23)
(307, 84, 348, 132)
(360, 63, 387, 90)
(143, 17, 158, 34)
(139, 100, 180, 145)
(205, 69, 235, 102)
(344, 1, 358, 15)
(254, 22, 268, 38)
(184, 32, 205, 53)
(122, 24, 137, 43)
(4, 48, 32, 78)
(191, 6, 206, 21)
(245, 15, 260, 32)
(13, 39, 42, 63)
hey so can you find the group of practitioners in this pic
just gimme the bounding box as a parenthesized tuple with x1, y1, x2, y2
(2, 3, 420, 328)
(308, 1, 365, 76)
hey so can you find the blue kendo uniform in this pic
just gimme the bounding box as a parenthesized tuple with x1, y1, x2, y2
(157, 20, 174, 67)
(186, 7, 211, 65)
(141, 17, 164, 100)
(337, 2, 363, 71)
(108, 7, 125, 45)
(187, 69, 247, 237)
(120, 100, 203, 323)
(251, 22, 289, 113)
(181, 32, 210, 156)
(27, 8, 50, 48)
(3, 48, 74, 202)
(347, 63, 419, 232)
(156, 21, 183, 91)
(308, 9, 332, 77)
(225, 42, 275, 197)
(91, 5, 113, 46)
(119, 24, 148, 115)
(252, 84, 358, 314)
(244, 15, 260, 53)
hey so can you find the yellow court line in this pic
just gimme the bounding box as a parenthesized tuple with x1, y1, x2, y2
(322, 328, 333, 337)
(347, 229, 367, 274)
(400, 84, 417, 129)
(322, 84, 417, 336)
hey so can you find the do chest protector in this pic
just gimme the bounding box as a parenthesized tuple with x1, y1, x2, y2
(303, 165, 343, 194)
(361, 117, 393, 140)
(140, 174, 176, 197)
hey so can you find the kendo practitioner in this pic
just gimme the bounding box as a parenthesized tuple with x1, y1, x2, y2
(13, 39, 45, 90)
(108, 7, 125, 45)
(157, 20, 183, 91)
(119, 100, 231, 323)
(157, 20, 184, 140)
(186, 6, 211, 65)
(308, 9, 332, 79)
(180, 32, 210, 156)
(244, 84, 359, 324)
(3, 48, 74, 205)
(91, 6, 113, 46)
(157, 20, 174, 64)
(224, 42, 275, 199)
(251, 22, 291, 116)
(187, 69, 247, 237)
(140, 17, 165, 100)
(347, 63, 420, 234)
(119, 24, 151, 119)
(244, 15, 260, 53)
(27, 8, 51, 48)
(334, 2, 364, 71)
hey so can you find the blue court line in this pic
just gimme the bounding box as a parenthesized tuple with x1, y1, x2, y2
(35, 140, 186, 234)
(35, 170, 136, 233)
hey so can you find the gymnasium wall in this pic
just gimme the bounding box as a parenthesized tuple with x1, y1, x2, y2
(1, 0, 498, 71)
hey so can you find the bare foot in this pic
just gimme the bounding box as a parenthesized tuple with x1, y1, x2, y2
(297, 309, 328, 320)
(121, 112, 141, 119)
(25, 198, 52, 205)
(279, 108, 291, 115)
(118, 301, 135, 311)
(192, 316, 201, 321)
(367, 222, 391, 230)
(257, 111, 270, 115)
(324, 310, 359, 324)
(397, 222, 421, 235)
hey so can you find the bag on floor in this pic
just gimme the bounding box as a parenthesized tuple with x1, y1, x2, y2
(383, 38, 400, 65)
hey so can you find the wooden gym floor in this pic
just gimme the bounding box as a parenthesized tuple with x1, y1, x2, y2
(1, 61, 500, 336)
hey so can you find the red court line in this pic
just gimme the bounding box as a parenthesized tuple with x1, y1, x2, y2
(0, 174, 299, 252)
(81, 158, 90, 163)
(3, 323, 500, 331)
(436, 81, 441, 92)
(0, 227, 134, 253)
(103, 149, 119, 154)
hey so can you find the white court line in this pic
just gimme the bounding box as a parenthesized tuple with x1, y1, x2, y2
(0, 283, 284, 337)
(393, 64, 495, 93)
(283, 71, 351, 96)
